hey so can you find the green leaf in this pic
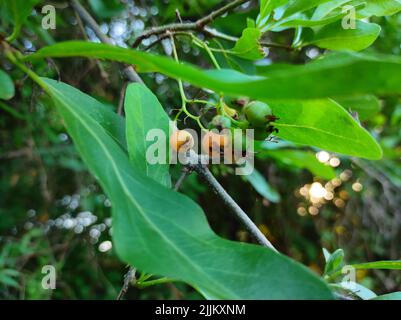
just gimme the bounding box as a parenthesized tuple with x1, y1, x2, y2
(4, 0, 40, 41)
(0, 69, 15, 100)
(273, 1, 366, 30)
(258, 149, 336, 180)
(256, 51, 401, 99)
(39, 78, 333, 300)
(124, 83, 171, 188)
(257, 0, 288, 28)
(371, 292, 401, 300)
(0, 273, 19, 288)
(266, 1, 378, 32)
(268, 0, 401, 32)
(274, 11, 346, 29)
(38, 76, 127, 152)
(0, 269, 19, 288)
(350, 260, 401, 270)
(312, 0, 353, 20)
(324, 249, 344, 276)
(354, 0, 401, 17)
(266, 99, 383, 160)
(27, 42, 401, 100)
(233, 28, 266, 61)
(1, 268, 20, 277)
(246, 18, 256, 28)
(309, 20, 381, 51)
(323, 248, 331, 262)
(281, 0, 333, 19)
(331, 282, 377, 300)
(245, 169, 281, 203)
(335, 95, 381, 121)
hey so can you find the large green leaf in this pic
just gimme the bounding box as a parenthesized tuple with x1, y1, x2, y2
(313, 0, 401, 20)
(263, 0, 401, 33)
(309, 21, 381, 51)
(274, 10, 346, 29)
(258, 149, 336, 179)
(259, 0, 340, 31)
(27, 42, 401, 100)
(354, 0, 401, 17)
(39, 78, 333, 300)
(281, 0, 333, 19)
(0, 69, 15, 100)
(335, 95, 381, 121)
(124, 83, 171, 188)
(266, 99, 383, 160)
(255, 52, 401, 98)
(4, 0, 40, 41)
(267, 1, 364, 31)
(312, 0, 352, 20)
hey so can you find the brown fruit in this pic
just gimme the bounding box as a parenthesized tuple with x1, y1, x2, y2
(169, 130, 194, 153)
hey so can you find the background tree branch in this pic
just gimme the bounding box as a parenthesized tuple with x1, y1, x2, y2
(132, 0, 249, 48)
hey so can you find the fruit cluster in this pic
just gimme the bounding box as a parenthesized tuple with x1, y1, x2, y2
(170, 99, 279, 157)
(214, 98, 279, 140)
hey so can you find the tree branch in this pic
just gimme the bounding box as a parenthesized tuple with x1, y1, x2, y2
(185, 151, 278, 252)
(69, 0, 144, 301)
(70, 0, 144, 84)
(132, 0, 249, 48)
(146, 27, 292, 52)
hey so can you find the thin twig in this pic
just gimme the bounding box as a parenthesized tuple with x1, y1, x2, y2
(145, 27, 291, 52)
(175, 9, 183, 24)
(116, 267, 136, 300)
(185, 151, 278, 252)
(70, 0, 144, 84)
(70, 0, 111, 44)
(132, 0, 249, 48)
(204, 26, 292, 50)
(174, 168, 191, 191)
(117, 81, 128, 115)
(73, 8, 110, 83)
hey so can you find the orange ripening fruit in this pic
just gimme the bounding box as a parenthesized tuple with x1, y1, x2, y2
(170, 130, 194, 153)
(201, 131, 231, 158)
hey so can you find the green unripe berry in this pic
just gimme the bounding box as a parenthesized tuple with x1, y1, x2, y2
(210, 115, 232, 129)
(243, 101, 274, 127)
